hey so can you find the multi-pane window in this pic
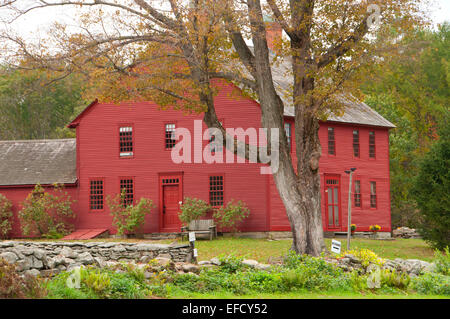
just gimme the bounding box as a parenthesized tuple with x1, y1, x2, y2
(370, 182, 377, 208)
(354, 180, 361, 207)
(90, 180, 104, 210)
(353, 130, 360, 158)
(209, 122, 223, 153)
(120, 178, 134, 206)
(165, 124, 176, 149)
(209, 175, 224, 206)
(328, 127, 336, 155)
(369, 131, 376, 158)
(119, 127, 133, 157)
(284, 123, 292, 149)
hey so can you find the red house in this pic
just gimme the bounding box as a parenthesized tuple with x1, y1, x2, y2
(0, 76, 395, 239)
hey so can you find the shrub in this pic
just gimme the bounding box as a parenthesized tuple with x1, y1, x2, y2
(217, 254, 245, 273)
(380, 269, 411, 290)
(411, 124, 450, 250)
(0, 193, 13, 239)
(433, 247, 450, 275)
(213, 199, 250, 232)
(411, 272, 450, 295)
(0, 258, 47, 298)
(19, 184, 76, 238)
(46, 266, 153, 299)
(341, 249, 385, 268)
(178, 197, 211, 225)
(107, 191, 154, 236)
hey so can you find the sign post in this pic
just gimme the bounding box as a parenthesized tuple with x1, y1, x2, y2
(188, 231, 197, 264)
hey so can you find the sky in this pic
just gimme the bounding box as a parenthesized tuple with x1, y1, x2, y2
(0, 0, 449, 41)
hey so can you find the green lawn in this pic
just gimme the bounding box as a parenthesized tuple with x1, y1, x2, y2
(181, 237, 436, 262)
(11, 236, 436, 261)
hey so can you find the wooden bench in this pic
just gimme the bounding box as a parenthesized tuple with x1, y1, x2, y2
(181, 219, 217, 241)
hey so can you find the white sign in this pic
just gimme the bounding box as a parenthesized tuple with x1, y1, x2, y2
(189, 232, 196, 242)
(331, 240, 341, 254)
(193, 249, 198, 257)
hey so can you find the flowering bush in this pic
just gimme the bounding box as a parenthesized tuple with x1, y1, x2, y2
(369, 224, 381, 232)
(107, 191, 154, 236)
(213, 199, 250, 232)
(341, 248, 385, 268)
(178, 197, 211, 225)
(19, 184, 76, 238)
(350, 224, 357, 232)
(0, 193, 13, 239)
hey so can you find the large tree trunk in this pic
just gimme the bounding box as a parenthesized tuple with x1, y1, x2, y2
(270, 112, 325, 256)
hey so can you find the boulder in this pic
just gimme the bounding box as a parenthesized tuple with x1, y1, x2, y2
(0, 252, 18, 264)
(77, 252, 94, 265)
(255, 263, 271, 271)
(24, 269, 41, 277)
(242, 259, 259, 268)
(210, 257, 221, 266)
(60, 247, 78, 259)
(182, 263, 200, 274)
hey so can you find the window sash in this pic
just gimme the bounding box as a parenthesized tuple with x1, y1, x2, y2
(353, 130, 360, 158)
(209, 175, 224, 206)
(165, 124, 176, 149)
(120, 178, 134, 206)
(119, 126, 133, 156)
(354, 180, 361, 207)
(369, 131, 376, 158)
(284, 123, 292, 147)
(328, 127, 336, 155)
(90, 180, 104, 210)
(370, 182, 377, 208)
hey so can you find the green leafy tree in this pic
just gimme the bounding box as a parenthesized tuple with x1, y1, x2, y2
(0, 193, 13, 239)
(18, 184, 76, 238)
(362, 24, 450, 228)
(107, 191, 154, 236)
(0, 68, 86, 140)
(411, 125, 450, 250)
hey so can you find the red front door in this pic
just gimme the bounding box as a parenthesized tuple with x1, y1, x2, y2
(160, 175, 183, 232)
(325, 176, 341, 230)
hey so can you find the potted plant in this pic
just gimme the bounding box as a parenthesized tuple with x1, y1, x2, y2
(369, 224, 381, 238)
(350, 224, 357, 236)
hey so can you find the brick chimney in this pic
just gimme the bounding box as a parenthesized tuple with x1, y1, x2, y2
(264, 16, 283, 52)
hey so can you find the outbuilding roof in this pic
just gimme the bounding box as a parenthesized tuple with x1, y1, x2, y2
(0, 139, 77, 186)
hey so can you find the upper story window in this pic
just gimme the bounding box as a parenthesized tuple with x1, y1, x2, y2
(369, 131, 376, 158)
(284, 122, 292, 149)
(209, 175, 224, 207)
(165, 123, 177, 149)
(370, 181, 377, 208)
(354, 180, 361, 207)
(353, 130, 360, 158)
(328, 127, 336, 155)
(120, 178, 134, 206)
(119, 126, 133, 157)
(209, 121, 224, 154)
(90, 179, 104, 211)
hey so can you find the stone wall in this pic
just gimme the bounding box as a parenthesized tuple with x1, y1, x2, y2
(0, 241, 192, 277)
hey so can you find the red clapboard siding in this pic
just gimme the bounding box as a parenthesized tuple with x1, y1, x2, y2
(2, 80, 392, 237)
(0, 185, 79, 238)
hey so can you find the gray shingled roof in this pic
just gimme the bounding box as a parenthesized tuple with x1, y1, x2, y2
(270, 60, 395, 128)
(0, 139, 77, 186)
(231, 50, 395, 128)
